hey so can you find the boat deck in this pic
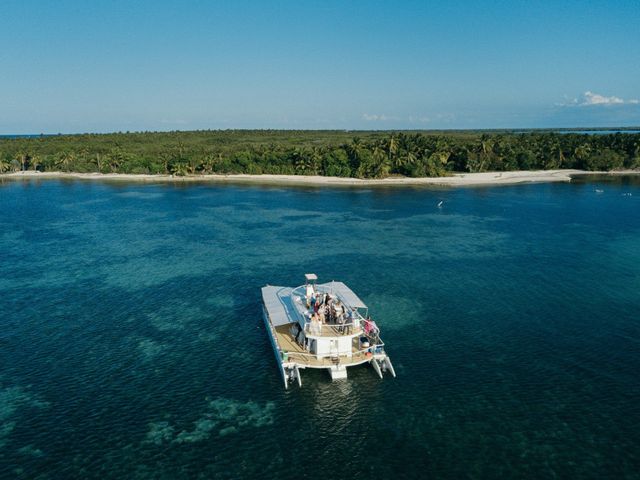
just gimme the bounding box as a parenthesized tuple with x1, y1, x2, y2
(274, 324, 371, 368)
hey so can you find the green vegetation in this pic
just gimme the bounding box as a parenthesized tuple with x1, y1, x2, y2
(1, 130, 639, 177)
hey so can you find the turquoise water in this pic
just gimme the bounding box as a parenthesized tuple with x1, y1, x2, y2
(1, 177, 639, 479)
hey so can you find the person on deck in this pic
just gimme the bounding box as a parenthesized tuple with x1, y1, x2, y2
(335, 301, 345, 333)
(306, 283, 314, 308)
(310, 313, 321, 335)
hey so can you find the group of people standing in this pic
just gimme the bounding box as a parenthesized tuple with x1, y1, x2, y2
(307, 290, 352, 334)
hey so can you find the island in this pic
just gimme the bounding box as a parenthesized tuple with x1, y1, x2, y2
(1, 130, 639, 186)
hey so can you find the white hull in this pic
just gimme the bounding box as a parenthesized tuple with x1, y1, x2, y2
(262, 305, 289, 388)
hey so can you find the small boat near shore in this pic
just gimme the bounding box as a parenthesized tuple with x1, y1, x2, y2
(261, 274, 395, 388)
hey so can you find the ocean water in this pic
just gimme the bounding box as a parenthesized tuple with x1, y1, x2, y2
(552, 130, 640, 134)
(1, 177, 639, 479)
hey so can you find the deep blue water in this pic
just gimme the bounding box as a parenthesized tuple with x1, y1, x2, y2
(508, 129, 640, 135)
(0, 134, 52, 139)
(1, 177, 639, 479)
(2, 129, 639, 139)
(553, 130, 640, 134)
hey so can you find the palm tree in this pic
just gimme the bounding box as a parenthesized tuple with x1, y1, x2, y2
(294, 149, 312, 174)
(308, 147, 322, 175)
(169, 161, 189, 176)
(186, 159, 198, 175)
(159, 152, 172, 174)
(176, 141, 186, 158)
(56, 151, 76, 172)
(386, 135, 398, 159)
(29, 154, 42, 171)
(347, 137, 366, 171)
(468, 135, 493, 172)
(434, 150, 451, 166)
(372, 148, 391, 178)
(406, 150, 418, 168)
(574, 144, 592, 169)
(14, 151, 30, 171)
(393, 150, 418, 173)
(0, 158, 10, 173)
(108, 148, 128, 173)
(92, 153, 104, 172)
(541, 139, 563, 169)
(632, 140, 640, 168)
(109, 156, 121, 173)
(372, 143, 385, 159)
(200, 153, 216, 174)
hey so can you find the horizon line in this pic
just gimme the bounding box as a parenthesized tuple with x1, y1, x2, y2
(2, 126, 640, 137)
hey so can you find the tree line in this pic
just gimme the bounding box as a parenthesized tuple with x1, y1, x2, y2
(1, 130, 639, 178)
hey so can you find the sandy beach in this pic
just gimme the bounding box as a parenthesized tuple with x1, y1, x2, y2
(1, 169, 637, 187)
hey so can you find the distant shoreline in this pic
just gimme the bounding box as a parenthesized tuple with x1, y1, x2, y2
(1, 170, 638, 187)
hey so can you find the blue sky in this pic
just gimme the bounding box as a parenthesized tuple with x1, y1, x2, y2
(1, 0, 639, 133)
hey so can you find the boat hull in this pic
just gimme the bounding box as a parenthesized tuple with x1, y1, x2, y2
(261, 280, 395, 388)
(262, 304, 289, 389)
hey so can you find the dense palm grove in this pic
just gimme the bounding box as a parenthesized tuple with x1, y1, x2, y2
(1, 130, 639, 178)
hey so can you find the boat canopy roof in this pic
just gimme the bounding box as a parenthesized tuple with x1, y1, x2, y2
(317, 281, 367, 309)
(262, 281, 368, 327)
(261, 285, 296, 326)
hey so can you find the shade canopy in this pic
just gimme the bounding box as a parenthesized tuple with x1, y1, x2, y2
(261, 285, 297, 326)
(317, 281, 367, 309)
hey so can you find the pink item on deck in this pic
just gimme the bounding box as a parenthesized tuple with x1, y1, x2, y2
(364, 319, 374, 334)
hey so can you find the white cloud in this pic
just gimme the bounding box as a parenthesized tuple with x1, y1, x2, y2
(560, 91, 637, 107)
(362, 113, 388, 121)
(582, 91, 624, 105)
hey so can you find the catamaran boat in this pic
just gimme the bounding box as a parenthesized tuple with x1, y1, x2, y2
(261, 274, 396, 388)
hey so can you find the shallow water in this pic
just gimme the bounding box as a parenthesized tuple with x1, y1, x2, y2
(1, 178, 639, 479)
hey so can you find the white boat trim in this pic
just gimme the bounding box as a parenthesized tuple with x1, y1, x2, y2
(384, 357, 397, 378)
(294, 365, 302, 387)
(262, 304, 289, 388)
(371, 358, 383, 379)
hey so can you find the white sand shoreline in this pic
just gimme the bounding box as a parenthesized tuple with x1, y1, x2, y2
(1, 169, 638, 187)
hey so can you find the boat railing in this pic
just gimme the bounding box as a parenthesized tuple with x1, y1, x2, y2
(282, 342, 386, 362)
(303, 320, 362, 336)
(301, 312, 381, 338)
